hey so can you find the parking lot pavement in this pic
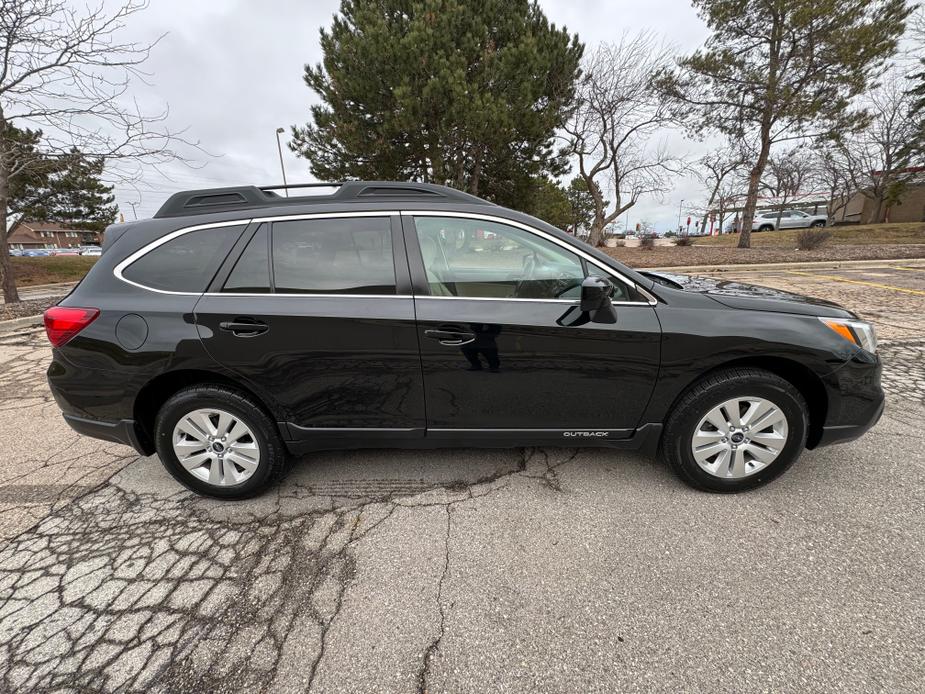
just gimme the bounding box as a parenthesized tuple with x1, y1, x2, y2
(0, 263, 923, 693)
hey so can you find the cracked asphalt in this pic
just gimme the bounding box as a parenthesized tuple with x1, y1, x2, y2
(0, 262, 923, 693)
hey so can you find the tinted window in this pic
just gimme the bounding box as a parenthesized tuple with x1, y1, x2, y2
(272, 217, 395, 294)
(414, 216, 627, 300)
(223, 224, 270, 293)
(123, 225, 244, 292)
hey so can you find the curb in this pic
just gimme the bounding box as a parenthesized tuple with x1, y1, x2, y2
(0, 315, 43, 335)
(19, 281, 77, 292)
(645, 258, 925, 273)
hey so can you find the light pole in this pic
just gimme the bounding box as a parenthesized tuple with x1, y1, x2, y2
(677, 199, 684, 234)
(275, 127, 289, 197)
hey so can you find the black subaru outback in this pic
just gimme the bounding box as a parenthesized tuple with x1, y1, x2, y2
(44, 182, 883, 498)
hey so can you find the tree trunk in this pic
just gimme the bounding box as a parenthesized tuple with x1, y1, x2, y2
(587, 218, 605, 247)
(0, 156, 20, 303)
(700, 181, 722, 235)
(737, 142, 771, 249)
(872, 195, 884, 225)
(467, 146, 482, 196)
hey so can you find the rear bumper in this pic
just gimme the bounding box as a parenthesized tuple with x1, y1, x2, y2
(62, 414, 149, 455)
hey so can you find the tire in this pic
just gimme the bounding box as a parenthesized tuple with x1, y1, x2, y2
(154, 384, 288, 499)
(661, 368, 808, 493)
(811, 220, 826, 228)
(758, 224, 774, 232)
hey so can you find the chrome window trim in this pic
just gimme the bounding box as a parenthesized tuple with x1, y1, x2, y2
(113, 220, 254, 295)
(112, 211, 395, 295)
(201, 293, 414, 299)
(414, 295, 646, 307)
(402, 210, 655, 306)
(112, 209, 657, 306)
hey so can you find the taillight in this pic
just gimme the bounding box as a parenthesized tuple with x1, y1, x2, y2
(43, 307, 100, 347)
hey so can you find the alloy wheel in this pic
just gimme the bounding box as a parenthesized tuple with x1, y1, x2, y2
(691, 397, 789, 479)
(171, 408, 261, 486)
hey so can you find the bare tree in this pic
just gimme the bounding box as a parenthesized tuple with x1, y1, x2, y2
(811, 147, 854, 224)
(714, 180, 741, 235)
(840, 72, 922, 224)
(692, 143, 745, 234)
(0, 0, 195, 302)
(659, 0, 909, 249)
(563, 33, 682, 247)
(760, 147, 816, 226)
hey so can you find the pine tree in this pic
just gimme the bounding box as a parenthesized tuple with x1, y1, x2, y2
(291, 0, 582, 208)
(28, 149, 118, 232)
(5, 132, 117, 233)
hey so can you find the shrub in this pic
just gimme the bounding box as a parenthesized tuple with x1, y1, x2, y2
(639, 236, 655, 250)
(675, 235, 694, 247)
(796, 228, 832, 250)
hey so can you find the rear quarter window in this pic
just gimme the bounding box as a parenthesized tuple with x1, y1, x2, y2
(121, 225, 245, 292)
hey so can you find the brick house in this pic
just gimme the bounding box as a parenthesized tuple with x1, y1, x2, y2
(7, 220, 102, 250)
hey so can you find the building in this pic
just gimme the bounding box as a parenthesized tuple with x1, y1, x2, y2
(833, 175, 925, 225)
(7, 220, 101, 250)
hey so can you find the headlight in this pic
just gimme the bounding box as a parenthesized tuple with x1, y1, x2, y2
(819, 317, 877, 353)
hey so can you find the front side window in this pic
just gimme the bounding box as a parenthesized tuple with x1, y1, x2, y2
(272, 217, 395, 294)
(413, 216, 625, 300)
(122, 224, 245, 293)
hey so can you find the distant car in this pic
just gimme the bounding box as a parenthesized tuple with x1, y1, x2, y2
(79, 247, 102, 257)
(752, 210, 827, 232)
(9, 249, 23, 256)
(53, 248, 81, 256)
(22, 249, 52, 257)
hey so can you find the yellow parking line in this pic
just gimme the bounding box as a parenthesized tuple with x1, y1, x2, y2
(785, 270, 925, 296)
(891, 266, 925, 272)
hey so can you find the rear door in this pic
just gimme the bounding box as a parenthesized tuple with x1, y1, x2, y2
(194, 213, 426, 443)
(403, 212, 662, 443)
(786, 211, 810, 228)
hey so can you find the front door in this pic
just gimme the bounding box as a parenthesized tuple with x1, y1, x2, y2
(404, 213, 661, 442)
(194, 214, 426, 443)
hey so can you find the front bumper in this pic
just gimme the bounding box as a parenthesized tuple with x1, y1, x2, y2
(814, 351, 884, 448)
(816, 394, 884, 447)
(62, 414, 149, 455)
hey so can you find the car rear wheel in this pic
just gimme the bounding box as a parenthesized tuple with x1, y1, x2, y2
(758, 224, 774, 231)
(811, 220, 826, 227)
(661, 368, 807, 492)
(154, 384, 288, 499)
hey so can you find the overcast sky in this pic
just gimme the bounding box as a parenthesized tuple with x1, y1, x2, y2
(114, 0, 713, 229)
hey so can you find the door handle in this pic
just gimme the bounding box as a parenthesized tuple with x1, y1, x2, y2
(220, 319, 269, 337)
(424, 328, 476, 346)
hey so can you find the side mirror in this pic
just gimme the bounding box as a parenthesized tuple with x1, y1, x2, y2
(580, 275, 617, 324)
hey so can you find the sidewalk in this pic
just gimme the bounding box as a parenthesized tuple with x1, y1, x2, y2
(0, 281, 77, 304)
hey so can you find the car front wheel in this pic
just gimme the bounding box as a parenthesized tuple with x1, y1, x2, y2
(154, 384, 288, 499)
(661, 368, 808, 492)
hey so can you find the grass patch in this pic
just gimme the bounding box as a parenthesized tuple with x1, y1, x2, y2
(11, 256, 98, 287)
(695, 222, 925, 247)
